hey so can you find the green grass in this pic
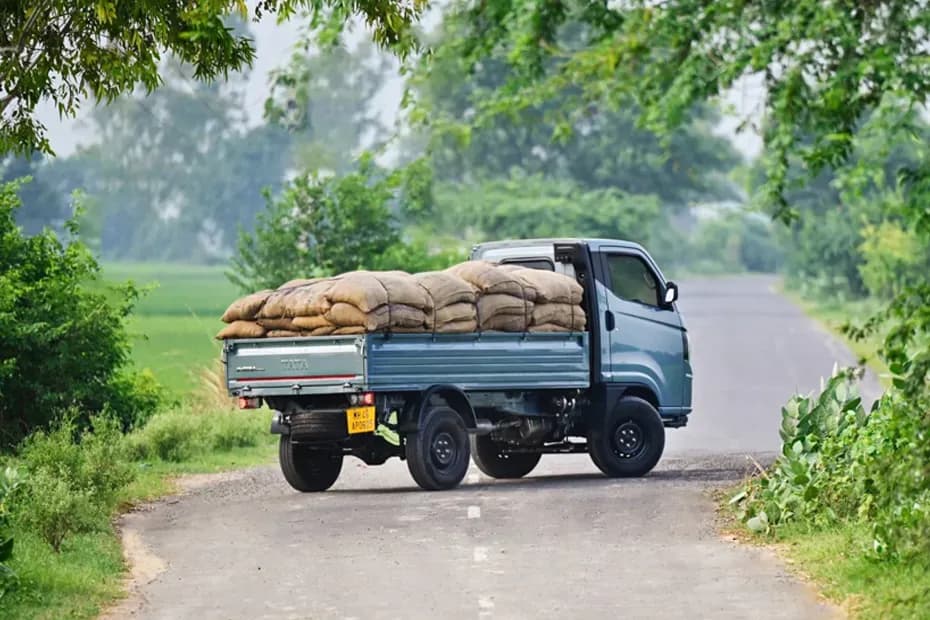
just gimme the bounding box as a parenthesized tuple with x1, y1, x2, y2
(101, 262, 239, 396)
(6, 531, 125, 620)
(2, 409, 276, 620)
(773, 524, 930, 619)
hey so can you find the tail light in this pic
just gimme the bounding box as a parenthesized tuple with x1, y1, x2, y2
(682, 330, 690, 362)
(238, 397, 261, 410)
(349, 392, 376, 406)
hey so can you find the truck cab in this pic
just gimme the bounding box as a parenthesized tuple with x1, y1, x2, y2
(472, 238, 692, 426)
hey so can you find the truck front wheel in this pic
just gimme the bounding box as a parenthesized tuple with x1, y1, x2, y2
(279, 437, 343, 492)
(405, 406, 470, 491)
(587, 396, 665, 478)
(470, 435, 541, 479)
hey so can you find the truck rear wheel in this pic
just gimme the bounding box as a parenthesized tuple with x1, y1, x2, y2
(405, 406, 470, 491)
(470, 435, 541, 479)
(587, 396, 665, 478)
(279, 437, 343, 492)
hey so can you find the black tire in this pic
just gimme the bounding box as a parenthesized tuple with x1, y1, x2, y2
(587, 396, 665, 478)
(405, 406, 470, 491)
(279, 437, 343, 492)
(470, 435, 541, 479)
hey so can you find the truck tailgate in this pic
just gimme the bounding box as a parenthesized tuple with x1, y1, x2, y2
(224, 336, 364, 396)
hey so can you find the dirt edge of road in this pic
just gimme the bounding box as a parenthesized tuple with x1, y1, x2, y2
(710, 487, 848, 619)
(98, 470, 253, 620)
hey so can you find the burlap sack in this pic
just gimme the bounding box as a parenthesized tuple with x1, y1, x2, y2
(325, 271, 433, 313)
(257, 317, 296, 330)
(277, 277, 318, 290)
(291, 315, 334, 330)
(221, 290, 273, 323)
(309, 325, 338, 336)
(481, 314, 529, 332)
(414, 271, 476, 307)
(477, 294, 533, 319)
(434, 319, 479, 333)
(532, 303, 587, 330)
(500, 265, 583, 304)
(325, 303, 429, 330)
(266, 329, 302, 338)
(528, 323, 572, 333)
(446, 261, 536, 300)
(432, 302, 477, 325)
(216, 321, 266, 339)
(260, 279, 335, 318)
(333, 326, 366, 335)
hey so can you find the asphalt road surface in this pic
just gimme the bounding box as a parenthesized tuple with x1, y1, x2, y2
(112, 276, 882, 620)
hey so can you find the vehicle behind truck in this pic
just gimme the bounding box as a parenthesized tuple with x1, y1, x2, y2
(223, 238, 692, 491)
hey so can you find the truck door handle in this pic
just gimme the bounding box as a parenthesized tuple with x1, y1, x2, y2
(605, 310, 616, 331)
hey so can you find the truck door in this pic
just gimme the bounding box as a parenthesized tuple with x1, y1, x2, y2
(596, 249, 686, 409)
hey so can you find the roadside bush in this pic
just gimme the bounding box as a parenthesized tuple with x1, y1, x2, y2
(0, 178, 163, 447)
(208, 410, 269, 451)
(127, 406, 271, 462)
(126, 410, 207, 463)
(0, 466, 22, 599)
(14, 415, 135, 552)
(733, 367, 930, 559)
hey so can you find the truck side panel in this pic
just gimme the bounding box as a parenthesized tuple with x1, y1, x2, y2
(366, 333, 590, 391)
(224, 333, 590, 398)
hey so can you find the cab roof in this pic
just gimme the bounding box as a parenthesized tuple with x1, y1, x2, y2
(471, 238, 648, 254)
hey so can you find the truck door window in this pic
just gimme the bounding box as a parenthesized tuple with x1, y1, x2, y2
(605, 254, 660, 307)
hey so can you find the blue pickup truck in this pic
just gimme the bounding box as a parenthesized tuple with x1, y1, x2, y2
(223, 239, 693, 491)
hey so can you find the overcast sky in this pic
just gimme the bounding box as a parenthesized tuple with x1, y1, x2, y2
(35, 15, 763, 161)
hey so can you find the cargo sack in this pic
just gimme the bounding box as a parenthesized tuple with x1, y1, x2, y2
(291, 315, 335, 330)
(446, 261, 537, 300)
(431, 302, 478, 326)
(260, 279, 336, 318)
(257, 317, 296, 331)
(481, 314, 530, 332)
(221, 290, 273, 323)
(325, 303, 429, 331)
(532, 303, 587, 330)
(528, 323, 571, 333)
(500, 265, 583, 305)
(325, 271, 433, 313)
(414, 271, 476, 307)
(216, 320, 266, 340)
(477, 294, 534, 319)
(266, 329, 303, 338)
(332, 326, 366, 335)
(309, 325, 338, 336)
(434, 319, 478, 333)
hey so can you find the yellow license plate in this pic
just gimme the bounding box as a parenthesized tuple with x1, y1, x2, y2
(346, 406, 376, 434)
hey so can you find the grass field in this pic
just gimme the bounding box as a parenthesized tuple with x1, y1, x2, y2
(102, 263, 239, 396)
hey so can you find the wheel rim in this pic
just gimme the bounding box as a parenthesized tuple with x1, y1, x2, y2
(431, 431, 457, 468)
(612, 420, 645, 458)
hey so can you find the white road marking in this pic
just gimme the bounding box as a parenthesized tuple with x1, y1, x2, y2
(467, 505, 481, 519)
(473, 547, 488, 562)
(478, 597, 494, 609)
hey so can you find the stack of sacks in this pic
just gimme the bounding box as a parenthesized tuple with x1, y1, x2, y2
(216, 261, 586, 339)
(500, 265, 586, 332)
(446, 261, 537, 332)
(216, 289, 274, 339)
(414, 271, 478, 333)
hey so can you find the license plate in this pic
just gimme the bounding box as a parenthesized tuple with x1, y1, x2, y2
(346, 406, 376, 434)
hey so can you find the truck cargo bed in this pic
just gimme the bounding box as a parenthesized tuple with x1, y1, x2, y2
(224, 332, 590, 398)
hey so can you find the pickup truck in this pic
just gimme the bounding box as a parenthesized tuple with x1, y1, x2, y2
(223, 238, 693, 491)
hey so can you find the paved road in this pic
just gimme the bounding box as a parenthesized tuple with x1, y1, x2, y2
(114, 276, 881, 620)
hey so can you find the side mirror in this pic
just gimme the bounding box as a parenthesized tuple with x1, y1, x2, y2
(663, 282, 679, 305)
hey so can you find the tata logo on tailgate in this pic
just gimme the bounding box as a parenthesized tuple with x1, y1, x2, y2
(280, 358, 311, 371)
